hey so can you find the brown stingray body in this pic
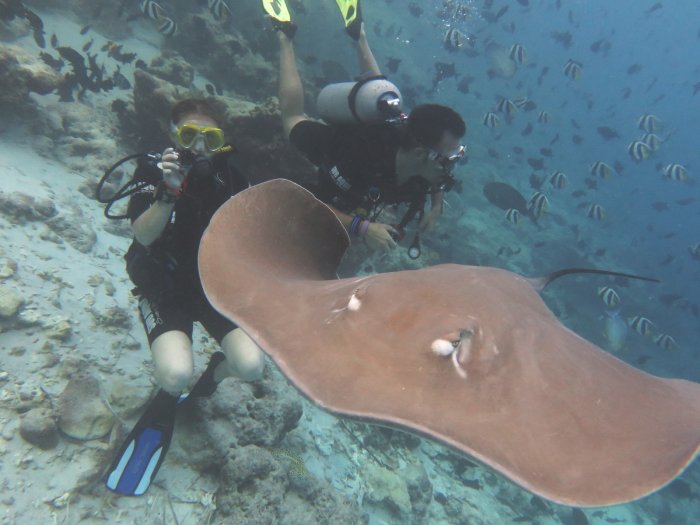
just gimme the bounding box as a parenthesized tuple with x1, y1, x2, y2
(198, 179, 700, 507)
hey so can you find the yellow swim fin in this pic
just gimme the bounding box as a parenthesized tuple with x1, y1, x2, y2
(261, 0, 296, 38)
(335, 0, 362, 40)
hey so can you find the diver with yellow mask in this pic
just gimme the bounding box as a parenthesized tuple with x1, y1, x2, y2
(101, 99, 265, 496)
(264, 0, 466, 258)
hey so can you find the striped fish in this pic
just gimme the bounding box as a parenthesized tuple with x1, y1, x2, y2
(628, 316, 655, 337)
(509, 43, 527, 64)
(597, 286, 620, 308)
(549, 171, 566, 189)
(590, 161, 612, 179)
(654, 333, 678, 351)
(663, 163, 688, 182)
(627, 140, 652, 161)
(209, 0, 232, 21)
(563, 59, 582, 80)
(140, 0, 166, 20)
(638, 113, 661, 132)
(505, 208, 520, 225)
(537, 111, 550, 124)
(587, 203, 605, 220)
(640, 133, 661, 152)
(157, 17, 177, 36)
(496, 97, 517, 116)
(482, 112, 500, 128)
(527, 192, 549, 219)
(513, 96, 529, 108)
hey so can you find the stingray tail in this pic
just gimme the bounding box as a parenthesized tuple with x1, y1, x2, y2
(528, 268, 660, 292)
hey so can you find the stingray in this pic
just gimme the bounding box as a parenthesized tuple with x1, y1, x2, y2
(483, 181, 528, 214)
(198, 179, 700, 507)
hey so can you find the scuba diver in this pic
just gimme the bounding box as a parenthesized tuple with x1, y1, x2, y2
(100, 99, 265, 496)
(263, 0, 467, 258)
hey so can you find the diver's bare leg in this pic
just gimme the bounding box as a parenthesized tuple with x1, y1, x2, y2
(356, 23, 382, 77)
(278, 32, 307, 139)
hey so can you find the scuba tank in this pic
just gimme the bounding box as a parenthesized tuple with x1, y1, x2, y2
(316, 75, 403, 125)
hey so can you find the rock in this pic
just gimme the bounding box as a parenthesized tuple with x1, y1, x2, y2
(19, 407, 59, 449)
(57, 371, 114, 440)
(45, 317, 72, 341)
(0, 257, 17, 279)
(0, 44, 62, 108)
(46, 213, 97, 254)
(216, 445, 366, 524)
(0, 286, 24, 318)
(91, 305, 131, 331)
(0, 191, 57, 224)
(403, 461, 433, 518)
(108, 379, 150, 419)
(149, 51, 195, 87)
(363, 463, 412, 516)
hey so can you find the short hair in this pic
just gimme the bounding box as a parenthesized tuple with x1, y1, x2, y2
(404, 104, 466, 149)
(170, 99, 220, 126)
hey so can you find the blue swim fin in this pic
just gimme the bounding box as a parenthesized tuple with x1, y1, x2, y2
(105, 389, 177, 496)
(105, 352, 226, 496)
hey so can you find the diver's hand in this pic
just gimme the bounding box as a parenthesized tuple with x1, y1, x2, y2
(160, 147, 186, 194)
(364, 222, 398, 251)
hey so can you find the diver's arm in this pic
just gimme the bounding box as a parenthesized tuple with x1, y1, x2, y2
(356, 24, 382, 77)
(327, 204, 397, 250)
(132, 201, 175, 247)
(419, 191, 444, 232)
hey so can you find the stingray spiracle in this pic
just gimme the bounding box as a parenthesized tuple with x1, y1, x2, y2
(431, 329, 474, 379)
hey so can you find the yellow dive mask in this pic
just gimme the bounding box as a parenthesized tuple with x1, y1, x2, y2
(172, 124, 226, 152)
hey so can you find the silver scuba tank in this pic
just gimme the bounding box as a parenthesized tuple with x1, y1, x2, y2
(316, 75, 403, 125)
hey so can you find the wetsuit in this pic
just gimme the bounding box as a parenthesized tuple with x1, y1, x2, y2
(125, 150, 249, 345)
(289, 120, 432, 220)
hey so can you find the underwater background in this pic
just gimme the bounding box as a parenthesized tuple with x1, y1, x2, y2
(0, 0, 698, 523)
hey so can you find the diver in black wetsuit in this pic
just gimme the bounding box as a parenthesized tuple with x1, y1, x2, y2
(125, 99, 265, 397)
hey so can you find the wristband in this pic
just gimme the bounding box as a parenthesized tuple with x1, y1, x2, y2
(349, 215, 362, 235)
(154, 181, 179, 203)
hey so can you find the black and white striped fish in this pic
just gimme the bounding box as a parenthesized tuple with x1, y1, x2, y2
(505, 208, 520, 225)
(496, 97, 517, 116)
(586, 203, 605, 220)
(590, 161, 612, 179)
(527, 191, 549, 219)
(443, 28, 464, 50)
(509, 43, 527, 64)
(627, 140, 652, 161)
(597, 286, 620, 308)
(563, 59, 582, 80)
(482, 112, 499, 128)
(537, 110, 550, 124)
(549, 171, 566, 189)
(141, 0, 166, 20)
(654, 333, 678, 351)
(628, 316, 655, 337)
(640, 133, 661, 151)
(157, 16, 177, 36)
(209, 0, 232, 21)
(663, 163, 688, 182)
(638, 113, 661, 132)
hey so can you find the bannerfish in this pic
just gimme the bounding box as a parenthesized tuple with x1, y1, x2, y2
(587, 204, 605, 220)
(509, 43, 527, 64)
(141, 0, 166, 20)
(209, 0, 231, 21)
(549, 171, 567, 189)
(628, 316, 655, 337)
(527, 192, 549, 220)
(598, 286, 620, 308)
(563, 59, 582, 80)
(662, 163, 687, 182)
(638, 113, 661, 132)
(157, 17, 177, 36)
(483, 112, 500, 128)
(628, 141, 652, 161)
(591, 161, 612, 179)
